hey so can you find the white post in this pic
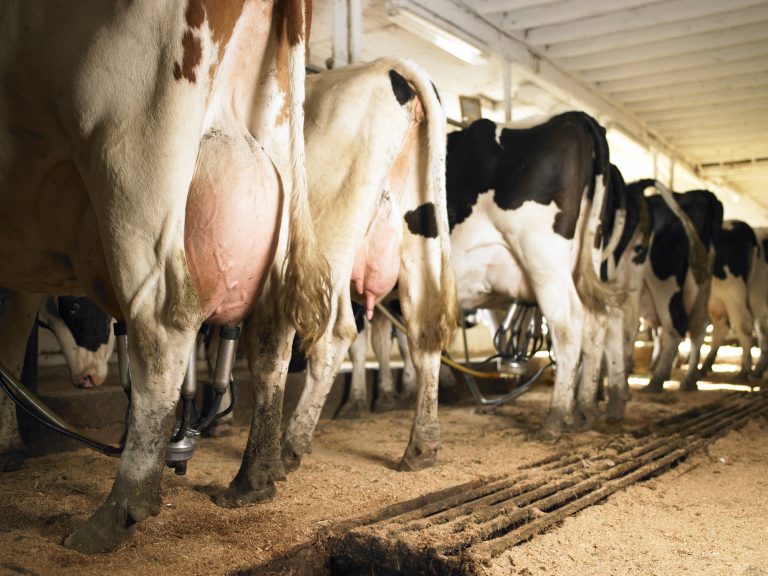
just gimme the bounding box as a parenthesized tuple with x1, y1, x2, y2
(348, 0, 362, 64)
(331, 0, 348, 69)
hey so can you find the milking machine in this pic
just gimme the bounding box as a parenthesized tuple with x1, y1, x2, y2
(0, 321, 239, 474)
(165, 325, 239, 475)
(374, 299, 553, 407)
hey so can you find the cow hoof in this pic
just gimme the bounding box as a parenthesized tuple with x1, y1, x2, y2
(63, 505, 137, 554)
(1, 449, 26, 472)
(214, 481, 276, 508)
(398, 444, 438, 471)
(335, 398, 368, 420)
(640, 383, 664, 394)
(373, 393, 397, 413)
(281, 444, 303, 473)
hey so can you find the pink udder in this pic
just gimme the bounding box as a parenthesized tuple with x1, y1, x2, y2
(351, 194, 403, 319)
(185, 129, 281, 325)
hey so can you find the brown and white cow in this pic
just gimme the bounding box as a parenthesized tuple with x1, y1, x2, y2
(211, 57, 456, 509)
(0, 0, 330, 553)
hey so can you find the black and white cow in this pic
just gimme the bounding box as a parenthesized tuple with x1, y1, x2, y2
(750, 228, 768, 377)
(699, 220, 759, 380)
(338, 113, 624, 432)
(635, 185, 724, 391)
(577, 170, 708, 423)
(38, 296, 114, 388)
(446, 112, 622, 432)
(0, 295, 114, 469)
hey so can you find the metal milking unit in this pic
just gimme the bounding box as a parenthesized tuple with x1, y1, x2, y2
(0, 321, 239, 475)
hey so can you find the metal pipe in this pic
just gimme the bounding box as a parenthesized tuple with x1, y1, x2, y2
(193, 325, 239, 433)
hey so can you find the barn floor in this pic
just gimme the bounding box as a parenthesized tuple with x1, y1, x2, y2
(1, 352, 767, 575)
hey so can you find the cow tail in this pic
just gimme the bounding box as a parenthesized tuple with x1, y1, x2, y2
(653, 181, 710, 286)
(391, 58, 458, 350)
(279, 0, 332, 354)
(575, 114, 625, 311)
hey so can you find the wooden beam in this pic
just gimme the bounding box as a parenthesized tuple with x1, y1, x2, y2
(662, 124, 768, 142)
(614, 72, 768, 103)
(561, 22, 768, 72)
(597, 58, 768, 94)
(473, 0, 559, 16)
(524, 0, 764, 46)
(582, 40, 768, 83)
(642, 100, 767, 124)
(544, 4, 768, 59)
(495, 0, 650, 31)
(626, 85, 768, 113)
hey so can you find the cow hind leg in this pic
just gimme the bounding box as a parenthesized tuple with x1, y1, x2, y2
(335, 324, 370, 419)
(645, 327, 683, 392)
(371, 312, 398, 412)
(604, 307, 630, 422)
(700, 315, 727, 376)
(395, 324, 418, 403)
(64, 320, 197, 553)
(215, 303, 294, 508)
(576, 309, 607, 429)
(753, 315, 768, 378)
(0, 291, 41, 471)
(281, 301, 356, 472)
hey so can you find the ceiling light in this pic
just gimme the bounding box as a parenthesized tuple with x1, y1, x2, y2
(388, 7, 486, 66)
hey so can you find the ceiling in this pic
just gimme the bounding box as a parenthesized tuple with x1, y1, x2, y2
(308, 0, 768, 216)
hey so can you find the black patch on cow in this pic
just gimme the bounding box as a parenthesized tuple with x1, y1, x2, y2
(446, 119, 501, 230)
(389, 70, 415, 106)
(57, 296, 110, 352)
(763, 239, 768, 265)
(603, 164, 650, 267)
(351, 301, 366, 333)
(645, 188, 723, 288)
(668, 290, 687, 337)
(404, 203, 439, 239)
(632, 244, 648, 264)
(446, 113, 609, 239)
(288, 334, 307, 373)
(713, 220, 756, 281)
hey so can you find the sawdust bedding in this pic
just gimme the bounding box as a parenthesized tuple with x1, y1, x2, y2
(1, 374, 766, 576)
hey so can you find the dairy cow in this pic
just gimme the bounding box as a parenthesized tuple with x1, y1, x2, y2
(211, 57, 456, 509)
(699, 220, 760, 380)
(750, 228, 768, 377)
(444, 113, 622, 432)
(337, 113, 619, 431)
(38, 296, 115, 388)
(577, 169, 707, 423)
(635, 185, 724, 391)
(0, 0, 330, 553)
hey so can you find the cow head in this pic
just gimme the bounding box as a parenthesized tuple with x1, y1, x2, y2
(39, 296, 115, 388)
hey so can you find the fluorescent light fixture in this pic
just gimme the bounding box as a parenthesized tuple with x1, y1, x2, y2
(388, 7, 486, 66)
